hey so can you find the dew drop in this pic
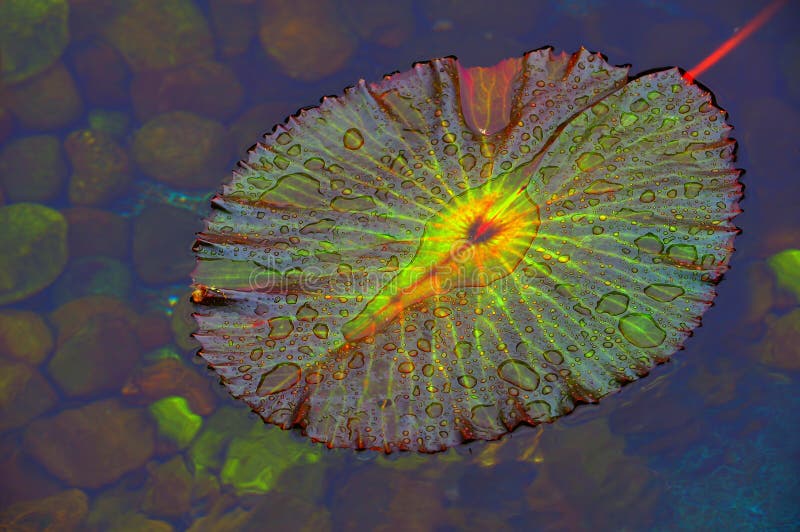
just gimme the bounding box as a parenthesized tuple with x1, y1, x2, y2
(398, 361, 415, 374)
(596, 291, 630, 315)
(576, 152, 605, 171)
(497, 359, 540, 391)
(257, 363, 301, 395)
(433, 306, 452, 318)
(296, 303, 319, 322)
(639, 190, 655, 203)
(426, 402, 443, 418)
(312, 323, 329, 339)
(267, 316, 293, 340)
(684, 182, 703, 199)
(618, 313, 667, 348)
(331, 195, 376, 212)
(457, 375, 477, 388)
(644, 283, 685, 302)
(343, 128, 364, 150)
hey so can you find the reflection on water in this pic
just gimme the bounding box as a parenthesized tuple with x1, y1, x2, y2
(0, 0, 798, 529)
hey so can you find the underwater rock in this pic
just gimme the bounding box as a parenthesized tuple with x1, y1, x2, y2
(135, 312, 173, 352)
(51, 256, 132, 305)
(0, 0, 69, 84)
(131, 60, 244, 122)
(148, 396, 204, 450)
(219, 421, 323, 494)
(102, 0, 214, 72)
(65, 129, 132, 206)
(71, 40, 130, 107)
(123, 357, 216, 416)
(63, 207, 130, 259)
(767, 249, 800, 302)
(759, 309, 800, 371)
(133, 111, 229, 189)
(133, 204, 200, 284)
(209, 0, 258, 57)
(0, 433, 62, 508)
(0, 310, 53, 365)
(0, 203, 68, 305)
(0, 135, 67, 203)
(257, 0, 357, 81)
(0, 489, 88, 532)
(0, 108, 13, 147)
(141, 456, 193, 518)
(0, 358, 57, 432)
(186, 492, 331, 532)
(6, 62, 83, 131)
(50, 295, 139, 349)
(24, 398, 155, 488)
(47, 312, 140, 397)
(422, 0, 538, 37)
(341, 0, 414, 48)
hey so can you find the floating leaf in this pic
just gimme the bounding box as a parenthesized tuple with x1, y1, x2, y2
(192, 47, 741, 452)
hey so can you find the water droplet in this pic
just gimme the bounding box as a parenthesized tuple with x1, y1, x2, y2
(304, 157, 325, 171)
(454, 341, 472, 358)
(684, 182, 703, 199)
(543, 350, 563, 364)
(268, 316, 293, 340)
(348, 351, 365, 369)
(343, 128, 364, 150)
(644, 284, 685, 302)
(497, 359, 540, 391)
(299, 218, 335, 234)
(433, 307, 452, 318)
(257, 363, 301, 395)
(331, 195, 376, 212)
(592, 102, 609, 115)
(596, 291, 629, 315)
(266, 173, 323, 208)
(459, 154, 476, 171)
(584, 179, 622, 194)
(666, 244, 698, 265)
(296, 303, 318, 321)
(426, 402, 443, 418)
(621, 112, 638, 126)
(398, 361, 415, 374)
(630, 98, 649, 112)
(634, 233, 663, 255)
(250, 347, 263, 361)
(639, 190, 655, 203)
(526, 400, 552, 419)
(417, 338, 431, 352)
(305, 372, 324, 384)
(312, 323, 329, 339)
(457, 375, 477, 388)
(618, 313, 666, 348)
(576, 152, 605, 171)
(470, 404, 500, 428)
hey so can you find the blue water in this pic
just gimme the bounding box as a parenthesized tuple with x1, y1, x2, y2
(1, 0, 798, 529)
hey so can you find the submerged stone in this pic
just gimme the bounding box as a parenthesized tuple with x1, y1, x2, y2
(0, 203, 68, 305)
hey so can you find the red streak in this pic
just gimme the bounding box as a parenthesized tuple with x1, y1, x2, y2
(474, 219, 494, 240)
(684, 0, 787, 83)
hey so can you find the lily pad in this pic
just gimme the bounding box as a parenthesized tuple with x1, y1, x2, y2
(192, 48, 741, 452)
